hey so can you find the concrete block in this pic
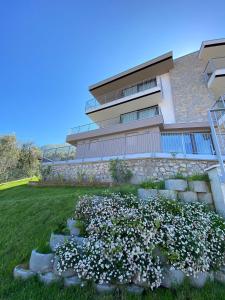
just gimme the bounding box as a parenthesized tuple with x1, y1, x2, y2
(13, 265, 36, 280)
(189, 272, 209, 288)
(161, 268, 185, 288)
(127, 284, 144, 294)
(206, 165, 225, 217)
(67, 219, 80, 236)
(189, 181, 209, 193)
(178, 191, 198, 203)
(64, 276, 81, 287)
(50, 233, 70, 251)
(29, 250, 54, 273)
(38, 272, 60, 285)
(138, 188, 158, 201)
(214, 271, 225, 283)
(95, 283, 116, 293)
(165, 179, 188, 191)
(158, 189, 177, 200)
(198, 192, 213, 205)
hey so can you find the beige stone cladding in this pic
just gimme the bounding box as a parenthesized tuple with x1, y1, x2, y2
(43, 158, 215, 184)
(169, 52, 215, 123)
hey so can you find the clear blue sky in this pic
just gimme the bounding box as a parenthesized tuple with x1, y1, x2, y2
(0, 0, 225, 146)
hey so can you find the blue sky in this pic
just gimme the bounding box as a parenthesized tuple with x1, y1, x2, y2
(0, 0, 225, 146)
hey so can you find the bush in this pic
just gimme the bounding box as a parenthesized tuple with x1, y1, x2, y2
(56, 194, 225, 289)
(140, 180, 165, 190)
(109, 159, 133, 184)
(188, 173, 209, 182)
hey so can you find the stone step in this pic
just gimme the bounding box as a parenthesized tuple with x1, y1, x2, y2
(189, 181, 209, 193)
(165, 179, 188, 191)
(178, 191, 198, 203)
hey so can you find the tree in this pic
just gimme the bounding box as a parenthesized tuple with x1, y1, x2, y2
(0, 135, 19, 183)
(16, 142, 41, 178)
(0, 135, 41, 183)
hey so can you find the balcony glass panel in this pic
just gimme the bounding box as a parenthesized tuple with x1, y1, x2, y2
(86, 77, 158, 111)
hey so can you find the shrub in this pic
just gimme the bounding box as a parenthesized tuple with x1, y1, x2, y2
(140, 180, 165, 190)
(56, 194, 225, 289)
(41, 165, 52, 182)
(109, 159, 133, 184)
(188, 173, 210, 182)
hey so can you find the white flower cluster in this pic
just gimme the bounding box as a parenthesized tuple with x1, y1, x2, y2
(56, 193, 225, 289)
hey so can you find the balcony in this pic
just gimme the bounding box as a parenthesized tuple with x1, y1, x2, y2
(204, 57, 225, 98)
(67, 106, 163, 145)
(85, 77, 161, 113)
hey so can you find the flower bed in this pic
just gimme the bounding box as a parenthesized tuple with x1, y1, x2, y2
(55, 193, 225, 289)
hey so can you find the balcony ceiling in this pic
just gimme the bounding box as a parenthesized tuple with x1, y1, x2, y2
(89, 52, 173, 102)
(199, 38, 225, 61)
(86, 88, 162, 123)
(208, 69, 225, 98)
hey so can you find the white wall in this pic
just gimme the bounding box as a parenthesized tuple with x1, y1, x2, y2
(158, 73, 176, 124)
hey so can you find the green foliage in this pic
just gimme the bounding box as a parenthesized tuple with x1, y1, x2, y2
(41, 166, 52, 182)
(0, 135, 19, 183)
(172, 173, 187, 179)
(75, 219, 87, 237)
(76, 170, 86, 184)
(36, 242, 52, 254)
(0, 135, 41, 183)
(53, 222, 70, 235)
(109, 159, 133, 183)
(140, 180, 165, 189)
(188, 173, 210, 182)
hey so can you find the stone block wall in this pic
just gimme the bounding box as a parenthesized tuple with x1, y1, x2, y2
(169, 52, 215, 123)
(43, 157, 215, 184)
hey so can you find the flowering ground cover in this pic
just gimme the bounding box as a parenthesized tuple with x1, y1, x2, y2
(56, 193, 225, 290)
(1, 182, 225, 299)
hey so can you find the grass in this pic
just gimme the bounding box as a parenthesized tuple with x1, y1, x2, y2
(1, 182, 225, 299)
(0, 177, 38, 191)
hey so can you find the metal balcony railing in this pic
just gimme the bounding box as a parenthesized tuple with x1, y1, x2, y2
(85, 77, 158, 111)
(42, 145, 76, 162)
(75, 131, 215, 160)
(204, 57, 225, 82)
(69, 106, 160, 135)
(43, 131, 215, 163)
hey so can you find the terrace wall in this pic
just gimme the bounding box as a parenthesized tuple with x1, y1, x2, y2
(42, 157, 215, 184)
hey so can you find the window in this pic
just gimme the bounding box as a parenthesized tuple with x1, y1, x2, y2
(120, 106, 158, 124)
(161, 133, 214, 155)
(122, 78, 157, 98)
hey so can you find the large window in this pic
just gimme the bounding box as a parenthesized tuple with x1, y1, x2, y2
(122, 78, 157, 98)
(161, 132, 214, 155)
(120, 106, 159, 124)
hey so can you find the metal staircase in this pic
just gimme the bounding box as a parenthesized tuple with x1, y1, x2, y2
(208, 94, 225, 182)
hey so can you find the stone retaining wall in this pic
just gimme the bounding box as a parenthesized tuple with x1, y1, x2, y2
(43, 157, 215, 184)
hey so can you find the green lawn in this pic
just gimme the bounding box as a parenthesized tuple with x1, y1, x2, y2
(1, 182, 225, 300)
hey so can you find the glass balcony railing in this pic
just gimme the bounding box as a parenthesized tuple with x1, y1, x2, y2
(85, 78, 158, 111)
(204, 57, 225, 82)
(69, 106, 161, 135)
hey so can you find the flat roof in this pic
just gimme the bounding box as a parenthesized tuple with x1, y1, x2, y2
(199, 38, 225, 59)
(89, 51, 173, 92)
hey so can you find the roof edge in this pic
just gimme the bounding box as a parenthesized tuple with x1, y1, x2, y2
(89, 51, 173, 91)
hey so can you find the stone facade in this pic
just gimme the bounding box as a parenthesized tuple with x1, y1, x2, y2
(43, 158, 215, 184)
(169, 52, 215, 123)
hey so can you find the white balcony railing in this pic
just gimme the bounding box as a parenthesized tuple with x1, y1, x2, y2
(86, 78, 158, 111)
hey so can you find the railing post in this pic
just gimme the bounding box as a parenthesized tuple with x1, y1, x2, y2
(181, 133, 186, 157)
(208, 110, 225, 182)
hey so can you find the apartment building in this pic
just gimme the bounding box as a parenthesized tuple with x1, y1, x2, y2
(66, 38, 225, 161)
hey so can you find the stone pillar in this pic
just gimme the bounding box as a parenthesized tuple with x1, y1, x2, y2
(206, 165, 225, 218)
